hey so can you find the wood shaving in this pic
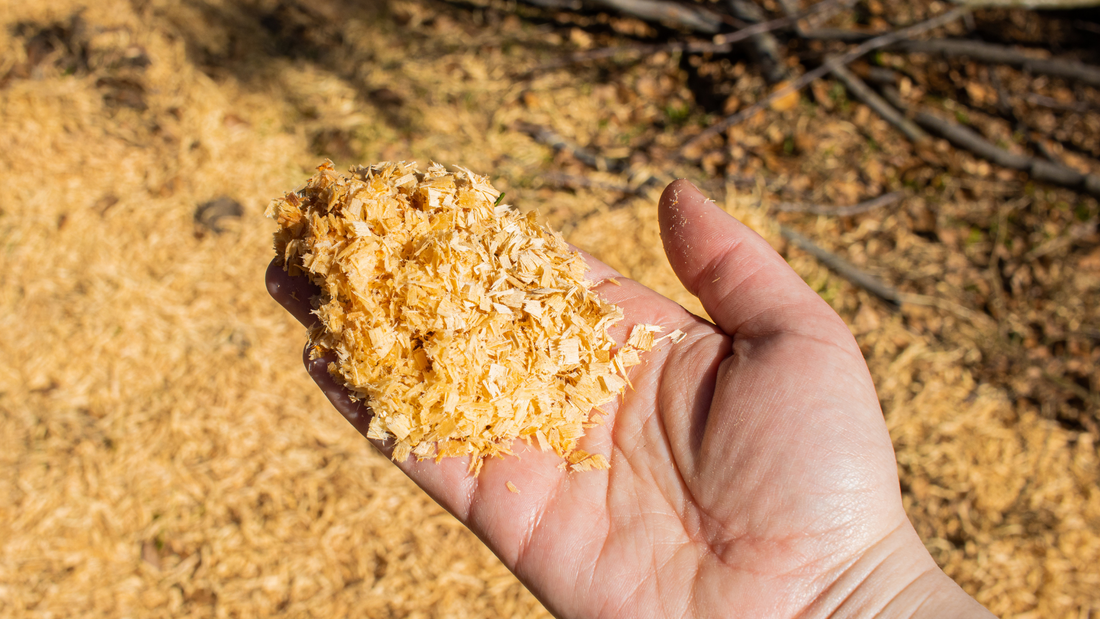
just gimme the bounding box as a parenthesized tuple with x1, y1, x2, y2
(506, 481, 520, 494)
(268, 160, 662, 473)
(659, 329, 687, 344)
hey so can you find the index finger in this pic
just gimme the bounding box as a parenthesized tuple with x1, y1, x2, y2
(266, 258, 319, 327)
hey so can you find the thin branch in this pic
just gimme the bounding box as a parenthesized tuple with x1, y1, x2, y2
(910, 108, 1100, 198)
(989, 67, 1067, 165)
(727, 0, 788, 83)
(712, 0, 842, 45)
(775, 0, 860, 35)
(828, 62, 929, 142)
(521, 41, 720, 77)
(785, 224, 999, 328)
(521, 0, 836, 76)
(862, 66, 902, 85)
(797, 27, 882, 41)
(513, 121, 631, 173)
(954, 0, 1100, 9)
(1020, 93, 1090, 114)
(794, 26, 1100, 91)
(772, 191, 906, 216)
(541, 171, 648, 195)
(1024, 221, 1097, 260)
(521, 0, 582, 8)
(899, 293, 999, 330)
(780, 226, 903, 305)
(1076, 20, 1100, 35)
(584, 0, 726, 33)
(683, 5, 973, 153)
(521, 118, 988, 324)
(895, 39, 1100, 89)
(518, 0, 725, 31)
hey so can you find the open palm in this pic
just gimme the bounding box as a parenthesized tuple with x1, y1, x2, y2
(267, 180, 990, 619)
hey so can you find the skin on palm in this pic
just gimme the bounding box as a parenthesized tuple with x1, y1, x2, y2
(266, 180, 993, 619)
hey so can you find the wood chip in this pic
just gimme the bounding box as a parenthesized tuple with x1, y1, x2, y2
(269, 160, 661, 473)
(506, 481, 519, 494)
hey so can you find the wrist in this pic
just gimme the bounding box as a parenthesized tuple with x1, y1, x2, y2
(801, 521, 995, 619)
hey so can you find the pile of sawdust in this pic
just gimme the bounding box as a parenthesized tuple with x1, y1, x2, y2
(270, 160, 667, 471)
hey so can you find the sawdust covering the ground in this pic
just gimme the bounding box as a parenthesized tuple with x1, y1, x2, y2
(0, 0, 1097, 617)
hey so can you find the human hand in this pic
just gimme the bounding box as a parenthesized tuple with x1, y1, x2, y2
(267, 180, 993, 618)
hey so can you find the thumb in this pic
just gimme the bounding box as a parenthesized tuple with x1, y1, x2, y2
(658, 180, 845, 341)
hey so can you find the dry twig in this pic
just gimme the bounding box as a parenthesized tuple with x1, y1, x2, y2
(877, 85, 1100, 198)
(521, 1, 836, 76)
(520, 0, 725, 31)
(896, 39, 1100, 89)
(798, 27, 884, 41)
(828, 62, 928, 142)
(954, 0, 1100, 9)
(542, 171, 646, 195)
(915, 110, 1100, 198)
(989, 67, 1067, 164)
(521, 0, 582, 8)
(520, 119, 992, 327)
(727, 0, 788, 83)
(780, 227, 904, 305)
(513, 121, 631, 173)
(1024, 222, 1097, 261)
(783, 227, 998, 329)
(683, 5, 973, 153)
(1020, 93, 1089, 114)
(567, 0, 727, 32)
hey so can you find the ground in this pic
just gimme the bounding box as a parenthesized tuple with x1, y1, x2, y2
(0, 0, 1097, 617)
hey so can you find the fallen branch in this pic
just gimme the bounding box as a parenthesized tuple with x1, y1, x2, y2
(1020, 93, 1089, 114)
(772, 191, 905, 216)
(513, 122, 631, 173)
(876, 84, 1100, 197)
(519, 0, 725, 31)
(521, 41, 723, 77)
(781, 227, 999, 327)
(989, 67, 1067, 165)
(1077, 20, 1100, 35)
(515, 122, 668, 193)
(895, 39, 1100, 89)
(520, 120, 989, 324)
(828, 62, 928, 142)
(1024, 221, 1097, 260)
(780, 227, 903, 304)
(683, 5, 972, 153)
(798, 27, 881, 41)
(860, 65, 903, 85)
(584, 0, 726, 33)
(954, 0, 1100, 9)
(521, 1, 836, 76)
(900, 293, 999, 330)
(913, 109, 1100, 198)
(727, 0, 788, 83)
(521, 0, 582, 8)
(775, 0, 859, 34)
(542, 171, 647, 195)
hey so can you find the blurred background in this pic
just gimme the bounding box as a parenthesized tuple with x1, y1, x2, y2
(0, 0, 1097, 616)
